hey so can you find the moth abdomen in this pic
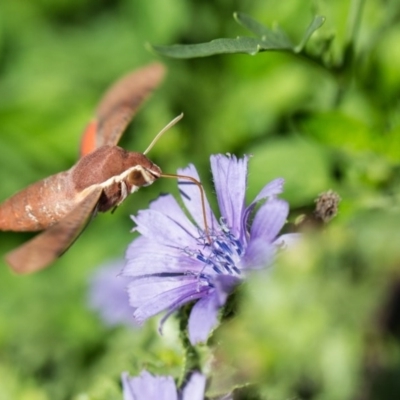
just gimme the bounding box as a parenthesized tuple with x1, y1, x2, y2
(0, 172, 76, 232)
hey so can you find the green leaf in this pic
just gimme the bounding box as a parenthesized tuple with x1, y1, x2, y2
(151, 12, 325, 59)
(234, 12, 293, 48)
(295, 15, 326, 53)
(152, 37, 265, 58)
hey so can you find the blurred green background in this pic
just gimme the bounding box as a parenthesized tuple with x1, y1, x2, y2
(0, 0, 400, 399)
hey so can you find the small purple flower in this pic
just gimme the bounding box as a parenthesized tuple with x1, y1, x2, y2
(122, 370, 206, 400)
(88, 260, 136, 327)
(123, 154, 297, 344)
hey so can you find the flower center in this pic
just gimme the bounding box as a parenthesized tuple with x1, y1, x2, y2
(187, 220, 244, 277)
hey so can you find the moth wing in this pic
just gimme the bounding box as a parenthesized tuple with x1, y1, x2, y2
(5, 186, 103, 274)
(80, 63, 166, 156)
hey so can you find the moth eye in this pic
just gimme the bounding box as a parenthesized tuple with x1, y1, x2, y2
(128, 170, 146, 186)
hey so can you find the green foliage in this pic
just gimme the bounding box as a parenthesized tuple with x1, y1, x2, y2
(151, 13, 325, 57)
(212, 214, 400, 399)
(1, 0, 400, 399)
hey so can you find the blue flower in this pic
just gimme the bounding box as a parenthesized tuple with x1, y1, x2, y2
(88, 260, 136, 328)
(123, 154, 297, 344)
(122, 370, 206, 400)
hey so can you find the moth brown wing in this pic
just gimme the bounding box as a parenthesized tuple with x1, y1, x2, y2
(5, 187, 103, 274)
(80, 63, 166, 156)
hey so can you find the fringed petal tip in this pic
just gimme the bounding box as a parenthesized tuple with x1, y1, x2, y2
(210, 154, 249, 237)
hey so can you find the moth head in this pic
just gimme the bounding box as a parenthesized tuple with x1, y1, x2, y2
(126, 152, 161, 190)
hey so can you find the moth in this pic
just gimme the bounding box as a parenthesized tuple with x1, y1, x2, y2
(0, 63, 167, 274)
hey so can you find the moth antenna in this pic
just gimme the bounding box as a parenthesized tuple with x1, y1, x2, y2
(144, 113, 184, 155)
(160, 173, 211, 244)
(146, 114, 210, 242)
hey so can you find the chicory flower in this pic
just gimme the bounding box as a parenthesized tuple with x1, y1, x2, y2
(122, 370, 206, 400)
(88, 260, 136, 327)
(123, 154, 296, 344)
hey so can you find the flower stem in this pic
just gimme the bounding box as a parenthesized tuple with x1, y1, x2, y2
(176, 306, 201, 386)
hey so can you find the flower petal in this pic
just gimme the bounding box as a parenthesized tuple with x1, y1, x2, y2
(241, 239, 275, 269)
(242, 178, 285, 240)
(122, 371, 178, 400)
(251, 178, 285, 203)
(128, 276, 196, 307)
(148, 194, 199, 238)
(250, 199, 289, 243)
(132, 208, 198, 248)
(181, 372, 207, 400)
(177, 164, 218, 232)
(273, 233, 302, 248)
(124, 237, 201, 278)
(188, 292, 221, 344)
(129, 278, 208, 323)
(210, 154, 249, 237)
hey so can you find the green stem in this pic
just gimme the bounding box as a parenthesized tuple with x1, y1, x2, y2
(176, 306, 201, 386)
